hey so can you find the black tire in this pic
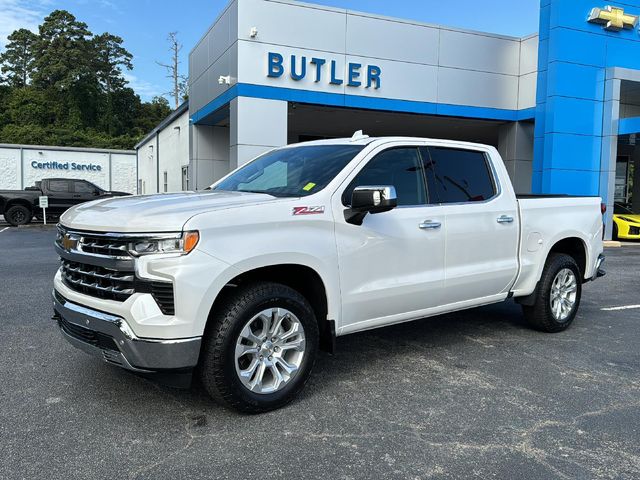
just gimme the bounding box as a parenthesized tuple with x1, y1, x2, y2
(4, 205, 32, 226)
(522, 253, 582, 333)
(612, 222, 619, 240)
(200, 281, 319, 413)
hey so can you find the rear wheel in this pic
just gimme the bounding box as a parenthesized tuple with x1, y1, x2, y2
(522, 253, 582, 333)
(612, 222, 619, 240)
(4, 205, 32, 226)
(200, 281, 318, 413)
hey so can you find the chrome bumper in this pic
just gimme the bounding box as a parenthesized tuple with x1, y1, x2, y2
(52, 290, 201, 372)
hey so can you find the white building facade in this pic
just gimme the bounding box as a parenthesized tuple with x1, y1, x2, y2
(185, 0, 538, 193)
(0, 144, 136, 193)
(135, 102, 190, 194)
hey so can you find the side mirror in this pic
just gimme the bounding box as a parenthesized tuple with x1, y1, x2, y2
(345, 186, 398, 225)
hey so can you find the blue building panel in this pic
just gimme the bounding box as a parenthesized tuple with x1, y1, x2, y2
(544, 97, 604, 136)
(542, 133, 602, 172)
(547, 62, 605, 101)
(534, 0, 640, 216)
(547, 28, 607, 67)
(541, 169, 600, 196)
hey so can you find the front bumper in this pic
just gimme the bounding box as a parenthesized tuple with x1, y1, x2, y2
(52, 290, 201, 372)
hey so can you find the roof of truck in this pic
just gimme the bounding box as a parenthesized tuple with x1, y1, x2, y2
(285, 135, 493, 151)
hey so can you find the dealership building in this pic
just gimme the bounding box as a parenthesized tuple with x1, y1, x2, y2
(136, 0, 640, 237)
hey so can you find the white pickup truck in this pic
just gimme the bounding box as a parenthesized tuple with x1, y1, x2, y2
(53, 135, 605, 412)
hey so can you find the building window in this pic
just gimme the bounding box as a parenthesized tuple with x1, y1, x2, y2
(182, 166, 189, 191)
(163, 171, 168, 193)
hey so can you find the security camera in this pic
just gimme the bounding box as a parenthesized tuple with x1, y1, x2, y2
(218, 75, 231, 85)
(250, 27, 258, 38)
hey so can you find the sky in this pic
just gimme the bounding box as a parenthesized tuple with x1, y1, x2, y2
(0, 0, 540, 102)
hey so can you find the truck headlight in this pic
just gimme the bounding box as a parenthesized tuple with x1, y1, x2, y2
(129, 231, 199, 256)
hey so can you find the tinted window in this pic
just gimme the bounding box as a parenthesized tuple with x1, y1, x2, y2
(48, 180, 69, 193)
(214, 145, 364, 197)
(422, 147, 496, 204)
(344, 148, 427, 206)
(73, 181, 97, 193)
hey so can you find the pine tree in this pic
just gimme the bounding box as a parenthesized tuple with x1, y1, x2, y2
(0, 29, 38, 87)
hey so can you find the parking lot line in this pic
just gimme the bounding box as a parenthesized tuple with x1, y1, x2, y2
(601, 304, 640, 311)
(0, 227, 9, 234)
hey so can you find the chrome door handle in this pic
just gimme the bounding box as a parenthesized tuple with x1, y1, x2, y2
(419, 220, 441, 230)
(497, 215, 514, 224)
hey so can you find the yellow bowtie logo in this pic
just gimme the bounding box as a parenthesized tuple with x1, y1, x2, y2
(588, 5, 638, 31)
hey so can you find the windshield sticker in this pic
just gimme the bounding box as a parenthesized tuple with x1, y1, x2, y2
(302, 182, 317, 192)
(292, 206, 325, 216)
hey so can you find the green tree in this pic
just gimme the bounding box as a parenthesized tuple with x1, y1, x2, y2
(0, 9, 175, 150)
(93, 33, 133, 94)
(0, 28, 38, 87)
(135, 96, 172, 133)
(92, 33, 133, 135)
(6, 87, 52, 126)
(32, 10, 92, 89)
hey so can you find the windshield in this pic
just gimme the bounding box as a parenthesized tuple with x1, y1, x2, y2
(212, 144, 365, 197)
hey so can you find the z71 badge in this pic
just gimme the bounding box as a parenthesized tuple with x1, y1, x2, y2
(292, 206, 325, 216)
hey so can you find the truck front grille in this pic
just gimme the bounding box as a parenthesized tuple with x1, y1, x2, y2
(57, 226, 176, 314)
(61, 259, 135, 301)
(60, 259, 175, 314)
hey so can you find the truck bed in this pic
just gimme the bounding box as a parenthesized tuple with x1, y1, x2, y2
(511, 196, 604, 297)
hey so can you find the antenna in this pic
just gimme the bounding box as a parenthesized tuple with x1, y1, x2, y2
(351, 130, 369, 141)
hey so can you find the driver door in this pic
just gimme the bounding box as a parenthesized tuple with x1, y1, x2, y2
(333, 144, 446, 334)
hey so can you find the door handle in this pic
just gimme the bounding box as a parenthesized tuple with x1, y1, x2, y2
(497, 215, 514, 224)
(419, 220, 441, 230)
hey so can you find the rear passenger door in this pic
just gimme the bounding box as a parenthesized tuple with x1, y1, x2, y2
(420, 146, 519, 305)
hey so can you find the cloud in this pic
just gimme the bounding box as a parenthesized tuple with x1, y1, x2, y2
(0, 0, 47, 49)
(123, 72, 164, 101)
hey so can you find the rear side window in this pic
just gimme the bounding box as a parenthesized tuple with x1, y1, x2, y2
(343, 147, 427, 206)
(422, 147, 496, 204)
(48, 180, 69, 193)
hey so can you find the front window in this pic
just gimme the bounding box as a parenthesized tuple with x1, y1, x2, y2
(213, 145, 365, 197)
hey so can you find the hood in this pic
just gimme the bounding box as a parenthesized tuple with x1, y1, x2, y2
(615, 214, 640, 224)
(61, 190, 278, 232)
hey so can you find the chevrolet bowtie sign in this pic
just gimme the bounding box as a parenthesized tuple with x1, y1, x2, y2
(588, 5, 638, 31)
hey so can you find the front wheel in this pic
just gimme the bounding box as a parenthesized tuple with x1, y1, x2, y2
(522, 253, 582, 333)
(200, 281, 318, 413)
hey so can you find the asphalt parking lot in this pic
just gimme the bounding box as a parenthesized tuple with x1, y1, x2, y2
(1, 225, 639, 480)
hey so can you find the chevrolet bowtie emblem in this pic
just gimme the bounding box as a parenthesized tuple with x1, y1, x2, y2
(588, 5, 638, 31)
(62, 234, 78, 252)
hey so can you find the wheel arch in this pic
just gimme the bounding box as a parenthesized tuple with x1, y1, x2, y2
(516, 235, 589, 307)
(204, 262, 336, 354)
(547, 236, 588, 280)
(5, 198, 34, 215)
